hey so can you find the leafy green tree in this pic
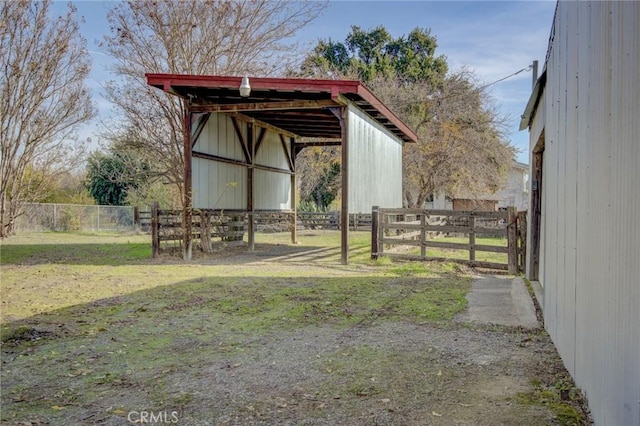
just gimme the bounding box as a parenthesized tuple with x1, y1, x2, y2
(367, 71, 515, 207)
(299, 26, 448, 84)
(297, 25, 514, 208)
(85, 151, 151, 206)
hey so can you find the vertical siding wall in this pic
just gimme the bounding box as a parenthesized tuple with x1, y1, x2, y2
(347, 104, 404, 213)
(253, 130, 291, 210)
(192, 113, 291, 210)
(537, 2, 640, 425)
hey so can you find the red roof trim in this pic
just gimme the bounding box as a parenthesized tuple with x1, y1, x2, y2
(145, 73, 417, 143)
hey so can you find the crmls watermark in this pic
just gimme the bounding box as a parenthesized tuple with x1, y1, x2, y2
(127, 410, 179, 424)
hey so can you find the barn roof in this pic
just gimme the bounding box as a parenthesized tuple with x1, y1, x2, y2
(145, 74, 417, 144)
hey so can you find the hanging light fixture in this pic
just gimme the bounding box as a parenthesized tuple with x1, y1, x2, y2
(239, 75, 251, 97)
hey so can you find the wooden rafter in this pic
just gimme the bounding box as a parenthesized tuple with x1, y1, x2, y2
(190, 99, 336, 113)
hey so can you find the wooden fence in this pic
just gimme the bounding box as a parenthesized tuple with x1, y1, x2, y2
(150, 206, 372, 256)
(371, 207, 527, 273)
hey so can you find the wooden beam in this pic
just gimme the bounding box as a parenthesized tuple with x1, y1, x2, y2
(191, 150, 293, 175)
(228, 112, 297, 139)
(247, 123, 255, 252)
(191, 113, 210, 148)
(279, 134, 294, 172)
(290, 136, 297, 245)
(337, 106, 349, 265)
(190, 99, 337, 113)
(231, 116, 251, 163)
(294, 141, 342, 148)
(183, 104, 193, 261)
(254, 127, 267, 155)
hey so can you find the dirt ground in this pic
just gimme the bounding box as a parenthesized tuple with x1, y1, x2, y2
(0, 232, 591, 425)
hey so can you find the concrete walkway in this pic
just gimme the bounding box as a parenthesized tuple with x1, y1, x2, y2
(459, 275, 540, 329)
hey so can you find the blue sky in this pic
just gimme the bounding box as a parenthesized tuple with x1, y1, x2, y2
(55, 1, 557, 163)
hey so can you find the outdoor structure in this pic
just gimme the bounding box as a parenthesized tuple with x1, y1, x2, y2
(520, 2, 639, 425)
(423, 161, 529, 212)
(146, 74, 416, 264)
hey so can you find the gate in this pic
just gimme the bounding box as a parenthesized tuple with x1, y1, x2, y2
(371, 207, 527, 273)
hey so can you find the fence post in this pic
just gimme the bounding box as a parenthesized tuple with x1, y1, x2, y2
(518, 211, 527, 273)
(420, 211, 426, 259)
(371, 206, 379, 259)
(134, 206, 140, 227)
(201, 210, 212, 253)
(151, 202, 159, 258)
(469, 213, 476, 263)
(507, 206, 518, 274)
(378, 208, 386, 258)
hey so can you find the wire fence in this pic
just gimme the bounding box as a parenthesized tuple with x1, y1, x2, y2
(13, 203, 138, 233)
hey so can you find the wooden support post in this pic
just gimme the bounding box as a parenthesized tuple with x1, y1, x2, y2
(290, 137, 297, 244)
(371, 206, 379, 259)
(182, 102, 193, 261)
(378, 208, 385, 258)
(247, 122, 255, 251)
(151, 202, 159, 258)
(507, 206, 518, 274)
(529, 148, 543, 280)
(134, 206, 140, 227)
(339, 106, 349, 265)
(420, 211, 426, 259)
(469, 213, 476, 263)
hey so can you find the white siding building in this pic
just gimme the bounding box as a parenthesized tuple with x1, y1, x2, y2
(521, 2, 640, 424)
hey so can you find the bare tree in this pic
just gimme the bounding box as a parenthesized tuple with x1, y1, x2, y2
(101, 0, 326, 208)
(0, 0, 94, 237)
(368, 71, 516, 208)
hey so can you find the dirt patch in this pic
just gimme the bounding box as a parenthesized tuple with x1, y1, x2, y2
(2, 321, 590, 425)
(0, 231, 590, 425)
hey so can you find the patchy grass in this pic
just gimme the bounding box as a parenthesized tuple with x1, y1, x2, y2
(0, 231, 589, 425)
(0, 231, 470, 424)
(394, 235, 508, 264)
(514, 377, 588, 425)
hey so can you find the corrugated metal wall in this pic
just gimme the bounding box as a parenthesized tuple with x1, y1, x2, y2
(192, 113, 291, 211)
(253, 130, 291, 210)
(347, 104, 404, 213)
(534, 2, 640, 424)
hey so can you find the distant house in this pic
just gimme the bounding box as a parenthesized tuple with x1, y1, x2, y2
(520, 2, 639, 425)
(423, 161, 529, 211)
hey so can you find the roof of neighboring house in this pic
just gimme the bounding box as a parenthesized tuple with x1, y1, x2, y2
(145, 74, 417, 144)
(512, 161, 529, 171)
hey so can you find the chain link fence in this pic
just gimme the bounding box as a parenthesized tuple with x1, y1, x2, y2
(13, 203, 138, 233)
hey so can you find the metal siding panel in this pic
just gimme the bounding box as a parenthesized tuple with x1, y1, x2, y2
(254, 169, 290, 210)
(554, 1, 569, 367)
(347, 104, 403, 213)
(574, 1, 594, 410)
(255, 129, 288, 170)
(562, 1, 579, 376)
(609, 3, 640, 424)
(541, 3, 640, 424)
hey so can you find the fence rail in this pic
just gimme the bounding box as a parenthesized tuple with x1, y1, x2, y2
(150, 207, 372, 256)
(371, 207, 526, 273)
